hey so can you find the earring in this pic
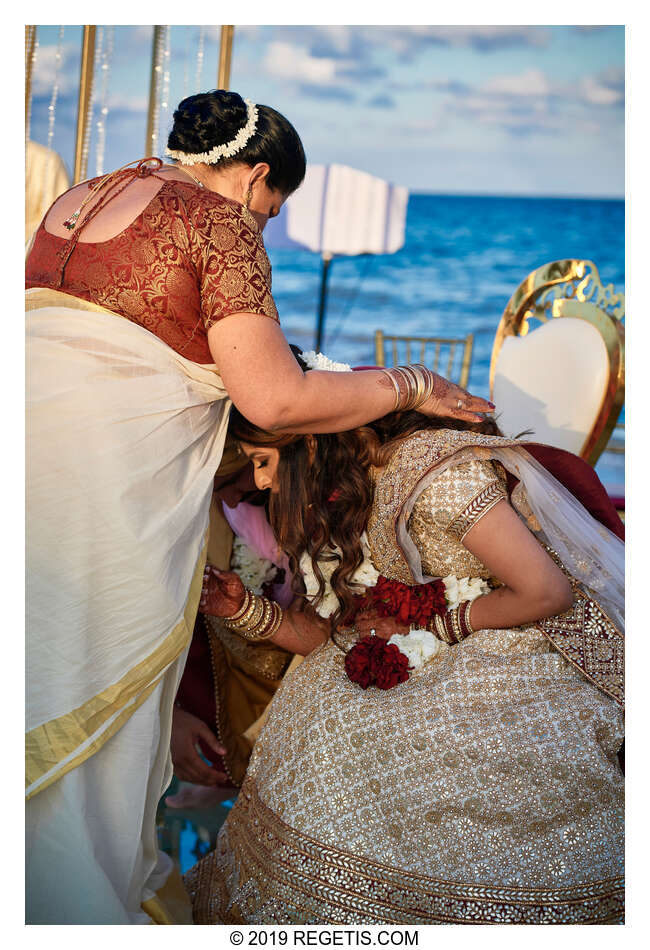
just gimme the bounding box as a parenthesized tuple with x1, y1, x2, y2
(244, 187, 253, 210)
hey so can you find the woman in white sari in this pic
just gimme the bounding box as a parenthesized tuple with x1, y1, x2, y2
(185, 395, 624, 925)
(25, 90, 486, 924)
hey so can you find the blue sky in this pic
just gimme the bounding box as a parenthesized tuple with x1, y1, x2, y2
(28, 24, 624, 197)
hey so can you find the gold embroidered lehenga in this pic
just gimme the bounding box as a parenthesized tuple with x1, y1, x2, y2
(185, 429, 625, 924)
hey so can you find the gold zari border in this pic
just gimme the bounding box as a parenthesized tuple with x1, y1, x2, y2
(184, 778, 624, 925)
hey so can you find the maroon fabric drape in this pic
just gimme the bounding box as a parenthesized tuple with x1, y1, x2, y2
(519, 443, 624, 541)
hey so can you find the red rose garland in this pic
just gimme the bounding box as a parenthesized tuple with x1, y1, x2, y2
(344, 636, 410, 690)
(356, 575, 448, 627)
(343, 576, 451, 690)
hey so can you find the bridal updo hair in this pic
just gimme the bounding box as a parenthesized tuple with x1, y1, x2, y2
(167, 89, 306, 194)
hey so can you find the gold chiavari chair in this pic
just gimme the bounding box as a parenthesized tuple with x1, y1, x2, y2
(489, 260, 624, 467)
(374, 330, 475, 389)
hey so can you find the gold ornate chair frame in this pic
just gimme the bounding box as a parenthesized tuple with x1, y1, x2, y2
(489, 260, 625, 466)
(375, 330, 474, 390)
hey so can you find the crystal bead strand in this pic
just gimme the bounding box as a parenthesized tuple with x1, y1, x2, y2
(194, 26, 205, 92)
(95, 26, 114, 176)
(42, 26, 65, 198)
(182, 26, 191, 100)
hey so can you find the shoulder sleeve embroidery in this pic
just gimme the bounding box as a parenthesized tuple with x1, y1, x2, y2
(419, 458, 508, 542)
(447, 480, 508, 542)
(187, 193, 279, 328)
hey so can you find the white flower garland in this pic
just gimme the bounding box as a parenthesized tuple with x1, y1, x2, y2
(165, 98, 259, 167)
(300, 350, 352, 373)
(299, 533, 379, 619)
(230, 535, 277, 595)
(388, 628, 448, 667)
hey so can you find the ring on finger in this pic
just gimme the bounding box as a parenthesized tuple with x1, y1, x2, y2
(370, 627, 376, 636)
(457, 399, 463, 409)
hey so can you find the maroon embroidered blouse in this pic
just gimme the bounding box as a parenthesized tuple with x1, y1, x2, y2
(25, 178, 279, 364)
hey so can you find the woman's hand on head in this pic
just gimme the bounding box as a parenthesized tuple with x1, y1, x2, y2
(199, 566, 245, 618)
(419, 375, 495, 425)
(207, 314, 494, 433)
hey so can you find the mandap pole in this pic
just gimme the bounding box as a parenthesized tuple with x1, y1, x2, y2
(315, 253, 333, 352)
(217, 26, 235, 89)
(73, 26, 96, 183)
(145, 26, 165, 157)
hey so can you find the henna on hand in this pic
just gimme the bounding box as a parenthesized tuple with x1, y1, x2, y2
(199, 566, 245, 618)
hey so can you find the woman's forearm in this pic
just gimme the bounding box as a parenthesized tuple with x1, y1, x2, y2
(269, 603, 330, 655)
(467, 581, 574, 633)
(209, 314, 490, 432)
(258, 369, 396, 433)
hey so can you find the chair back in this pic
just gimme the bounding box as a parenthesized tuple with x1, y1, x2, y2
(374, 330, 474, 389)
(489, 260, 624, 465)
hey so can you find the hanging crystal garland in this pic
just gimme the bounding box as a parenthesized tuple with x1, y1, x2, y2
(95, 26, 114, 175)
(25, 26, 39, 149)
(182, 26, 191, 100)
(157, 25, 172, 156)
(194, 26, 205, 92)
(88, 25, 104, 172)
(46, 27, 65, 156)
(42, 25, 65, 190)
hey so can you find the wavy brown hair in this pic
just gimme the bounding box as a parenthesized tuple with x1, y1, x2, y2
(229, 394, 501, 626)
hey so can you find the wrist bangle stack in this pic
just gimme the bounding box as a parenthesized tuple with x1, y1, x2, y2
(224, 588, 284, 642)
(380, 364, 437, 413)
(430, 601, 475, 645)
(458, 600, 475, 639)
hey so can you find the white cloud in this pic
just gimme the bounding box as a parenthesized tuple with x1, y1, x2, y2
(106, 93, 148, 114)
(483, 69, 551, 98)
(30, 43, 78, 97)
(263, 42, 338, 84)
(578, 74, 624, 106)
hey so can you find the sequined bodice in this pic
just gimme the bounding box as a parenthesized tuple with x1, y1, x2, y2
(409, 459, 507, 578)
(368, 429, 509, 582)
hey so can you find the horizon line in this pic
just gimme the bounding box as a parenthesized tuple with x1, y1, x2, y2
(410, 190, 624, 201)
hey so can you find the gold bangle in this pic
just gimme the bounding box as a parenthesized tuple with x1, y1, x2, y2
(431, 613, 451, 644)
(380, 369, 402, 412)
(226, 591, 264, 632)
(228, 596, 258, 629)
(450, 606, 462, 644)
(256, 600, 284, 640)
(226, 587, 252, 623)
(413, 364, 435, 406)
(390, 367, 407, 410)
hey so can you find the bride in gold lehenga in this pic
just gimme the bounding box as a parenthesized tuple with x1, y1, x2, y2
(185, 395, 624, 924)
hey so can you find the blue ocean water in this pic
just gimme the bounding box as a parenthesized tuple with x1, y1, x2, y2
(267, 193, 625, 491)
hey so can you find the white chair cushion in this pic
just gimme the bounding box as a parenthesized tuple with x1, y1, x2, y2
(493, 317, 609, 455)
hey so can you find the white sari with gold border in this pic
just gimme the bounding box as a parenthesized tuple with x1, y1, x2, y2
(26, 288, 230, 922)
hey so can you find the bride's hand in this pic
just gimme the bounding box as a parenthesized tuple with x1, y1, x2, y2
(419, 374, 495, 424)
(355, 610, 409, 640)
(199, 566, 246, 618)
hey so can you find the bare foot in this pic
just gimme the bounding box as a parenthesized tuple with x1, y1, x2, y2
(165, 781, 237, 810)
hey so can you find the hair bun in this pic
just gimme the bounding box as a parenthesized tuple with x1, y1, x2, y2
(168, 89, 249, 155)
